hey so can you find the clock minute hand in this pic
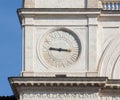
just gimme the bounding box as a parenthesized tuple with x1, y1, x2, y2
(58, 48, 71, 52)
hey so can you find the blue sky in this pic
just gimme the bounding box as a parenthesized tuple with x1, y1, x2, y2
(0, 0, 22, 96)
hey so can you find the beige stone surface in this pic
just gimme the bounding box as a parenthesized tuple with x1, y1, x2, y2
(23, 0, 35, 8)
(87, 0, 98, 8)
(20, 0, 120, 79)
(23, 0, 86, 8)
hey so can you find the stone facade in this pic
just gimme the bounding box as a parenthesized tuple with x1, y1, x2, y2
(9, 0, 120, 100)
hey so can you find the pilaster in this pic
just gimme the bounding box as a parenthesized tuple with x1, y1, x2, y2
(87, 15, 98, 73)
(22, 17, 35, 73)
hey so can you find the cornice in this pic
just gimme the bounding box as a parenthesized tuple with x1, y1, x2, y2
(9, 77, 106, 87)
(17, 8, 101, 26)
(8, 77, 120, 99)
(17, 8, 101, 16)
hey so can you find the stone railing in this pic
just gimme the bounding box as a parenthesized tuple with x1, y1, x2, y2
(100, 0, 120, 10)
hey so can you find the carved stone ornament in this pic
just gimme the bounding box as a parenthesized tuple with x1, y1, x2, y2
(21, 92, 98, 99)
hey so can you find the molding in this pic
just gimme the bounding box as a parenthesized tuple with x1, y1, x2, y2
(100, 10, 120, 17)
(17, 8, 101, 27)
(8, 77, 120, 99)
(17, 8, 101, 14)
(101, 0, 120, 2)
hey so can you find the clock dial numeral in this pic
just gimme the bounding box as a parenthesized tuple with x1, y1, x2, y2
(70, 54, 78, 62)
(53, 32, 61, 38)
(62, 60, 72, 67)
(42, 47, 48, 52)
(44, 54, 55, 65)
(54, 61, 62, 68)
(66, 60, 72, 66)
(49, 34, 55, 38)
(44, 39, 51, 44)
(42, 41, 50, 52)
(57, 31, 62, 38)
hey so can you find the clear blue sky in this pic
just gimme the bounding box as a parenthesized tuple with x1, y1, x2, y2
(0, 0, 22, 96)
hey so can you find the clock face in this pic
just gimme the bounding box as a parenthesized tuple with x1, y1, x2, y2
(37, 29, 81, 69)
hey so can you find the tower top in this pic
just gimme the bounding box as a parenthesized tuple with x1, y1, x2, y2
(22, 0, 101, 8)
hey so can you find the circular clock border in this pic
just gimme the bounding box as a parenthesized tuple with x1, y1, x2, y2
(37, 27, 81, 70)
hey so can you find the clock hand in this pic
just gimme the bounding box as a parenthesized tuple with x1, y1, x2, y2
(49, 47, 59, 51)
(58, 48, 71, 52)
(49, 47, 71, 52)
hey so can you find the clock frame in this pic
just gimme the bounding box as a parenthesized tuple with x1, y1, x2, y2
(37, 28, 81, 70)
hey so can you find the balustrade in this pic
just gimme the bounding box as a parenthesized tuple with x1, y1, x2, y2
(100, 0, 120, 10)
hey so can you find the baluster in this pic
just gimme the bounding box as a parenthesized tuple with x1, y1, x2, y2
(108, 2, 111, 10)
(101, 1, 120, 11)
(105, 2, 108, 10)
(116, 2, 119, 10)
(118, 3, 120, 10)
(112, 2, 114, 10)
(115, 2, 118, 10)
(114, 3, 116, 10)
(102, 2, 106, 10)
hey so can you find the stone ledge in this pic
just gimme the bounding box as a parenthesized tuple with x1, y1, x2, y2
(17, 8, 101, 16)
(9, 77, 107, 82)
(8, 77, 120, 99)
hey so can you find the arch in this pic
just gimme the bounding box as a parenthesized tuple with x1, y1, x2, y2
(98, 35, 120, 79)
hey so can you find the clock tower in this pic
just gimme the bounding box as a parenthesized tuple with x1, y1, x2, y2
(19, 0, 100, 77)
(9, 0, 120, 100)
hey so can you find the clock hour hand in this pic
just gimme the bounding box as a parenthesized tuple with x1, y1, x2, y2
(49, 47, 71, 52)
(49, 47, 59, 51)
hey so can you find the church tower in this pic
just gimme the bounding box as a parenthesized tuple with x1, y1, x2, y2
(9, 0, 120, 100)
